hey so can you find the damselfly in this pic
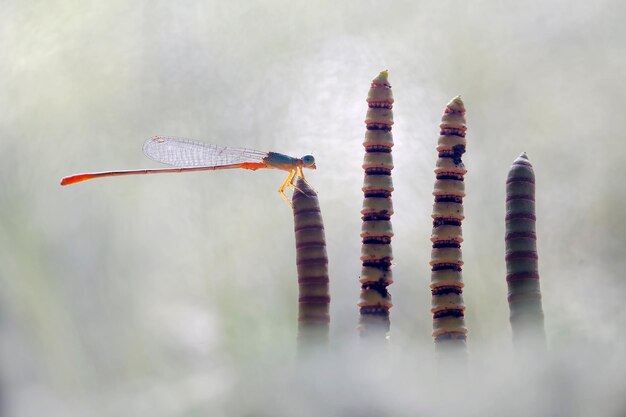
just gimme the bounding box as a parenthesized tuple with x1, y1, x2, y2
(61, 136, 316, 205)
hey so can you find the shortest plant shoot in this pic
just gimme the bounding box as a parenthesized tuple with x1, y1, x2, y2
(292, 177, 330, 354)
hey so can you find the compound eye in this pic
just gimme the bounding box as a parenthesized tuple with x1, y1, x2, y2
(302, 155, 315, 166)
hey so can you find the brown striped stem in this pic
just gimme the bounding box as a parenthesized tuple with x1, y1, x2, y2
(506, 153, 546, 351)
(358, 70, 395, 339)
(292, 177, 330, 353)
(430, 96, 468, 353)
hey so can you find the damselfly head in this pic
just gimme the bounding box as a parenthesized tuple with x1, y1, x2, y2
(302, 154, 316, 169)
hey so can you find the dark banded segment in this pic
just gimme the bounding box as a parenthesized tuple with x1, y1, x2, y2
(298, 295, 331, 304)
(292, 178, 329, 352)
(506, 177, 535, 185)
(359, 70, 395, 339)
(505, 251, 539, 261)
(506, 271, 540, 282)
(505, 213, 537, 222)
(430, 97, 468, 351)
(505, 153, 546, 350)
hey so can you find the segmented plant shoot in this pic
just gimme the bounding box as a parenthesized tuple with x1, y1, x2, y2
(293, 178, 330, 353)
(358, 70, 395, 339)
(430, 96, 468, 352)
(506, 153, 546, 351)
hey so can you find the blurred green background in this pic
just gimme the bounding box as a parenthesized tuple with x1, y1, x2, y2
(1, 1, 625, 416)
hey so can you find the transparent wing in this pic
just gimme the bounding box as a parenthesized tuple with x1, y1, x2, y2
(143, 136, 269, 168)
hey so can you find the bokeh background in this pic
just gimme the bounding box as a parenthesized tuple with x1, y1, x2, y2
(2, 1, 626, 416)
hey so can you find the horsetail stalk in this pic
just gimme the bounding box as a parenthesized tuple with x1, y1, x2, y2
(292, 178, 330, 352)
(430, 96, 468, 352)
(358, 70, 395, 339)
(506, 153, 546, 350)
